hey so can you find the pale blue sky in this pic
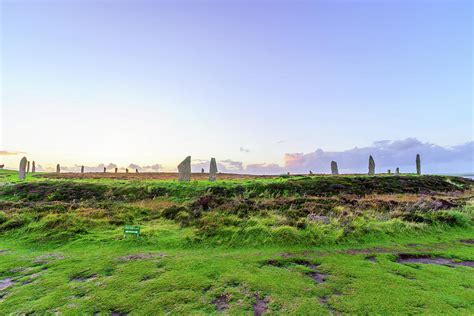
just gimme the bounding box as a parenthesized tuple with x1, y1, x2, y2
(1, 0, 472, 172)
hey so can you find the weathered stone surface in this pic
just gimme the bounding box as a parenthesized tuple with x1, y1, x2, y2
(416, 154, 421, 175)
(209, 158, 218, 182)
(103, 167, 106, 173)
(309, 170, 313, 175)
(396, 167, 400, 174)
(387, 169, 391, 174)
(56, 164, 61, 173)
(19, 157, 27, 180)
(0, 164, 4, 169)
(368, 155, 375, 175)
(331, 161, 339, 175)
(27, 161, 30, 173)
(32, 161, 36, 173)
(136, 169, 139, 173)
(126, 168, 129, 173)
(81, 166, 84, 173)
(178, 156, 191, 181)
(115, 168, 118, 173)
(201, 168, 204, 174)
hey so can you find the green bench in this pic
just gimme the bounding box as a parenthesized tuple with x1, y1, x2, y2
(123, 225, 140, 238)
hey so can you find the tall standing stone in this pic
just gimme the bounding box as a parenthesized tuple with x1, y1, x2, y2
(115, 168, 118, 173)
(136, 169, 139, 173)
(201, 168, 204, 174)
(387, 169, 391, 174)
(396, 168, 400, 174)
(209, 158, 217, 182)
(81, 165, 84, 173)
(368, 155, 375, 175)
(178, 156, 191, 181)
(32, 161, 36, 173)
(126, 168, 129, 173)
(103, 167, 106, 173)
(331, 161, 339, 175)
(56, 164, 61, 173)
(309, 170, 313, 175)
(416, 154, 421, 175)
(19, 157, 27, 180)
(27, 161, 30, 173)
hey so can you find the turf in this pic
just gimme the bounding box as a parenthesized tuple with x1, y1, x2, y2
(0, 169, 472, 314)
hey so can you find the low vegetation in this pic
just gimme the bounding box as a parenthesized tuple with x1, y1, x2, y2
(0, 170, 472, 314)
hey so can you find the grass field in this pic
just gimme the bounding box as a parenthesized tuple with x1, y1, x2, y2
(0, 169, 473, 314)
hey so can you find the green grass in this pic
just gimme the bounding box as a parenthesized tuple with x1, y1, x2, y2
(0, 169, 473, 314)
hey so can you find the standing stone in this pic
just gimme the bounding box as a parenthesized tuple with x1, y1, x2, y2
(201, 168, 204, 174)
(331, 161, 339, 175)
(178, 156, 191, 181)
(368, 155, 375, 175)
(103, 167, 106, 173)
(396, 167, 400, 174)
(136, 169, 139, 173)
(56, 164, 60, 173)
(27, 161, 30, 173)
(19, 157, 27, 180)
(115, 168, 118, 173)
(32, 161, 36, 173)
(309, 170, 313, 175)
(126, 168, 129, 173)
(209, 158, 218, 182)
(81, 165, 84, 173)
(387, 169, 391, 174)
(416, 154, 421, 175)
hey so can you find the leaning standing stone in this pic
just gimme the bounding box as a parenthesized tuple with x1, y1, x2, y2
(368, 155, 375, 175)
(19, 157, 27, 180)
(331, 161, 339, 175)
(56, 164, 61, 173)
(178, 156, 191, 181)
(32, 161, 36, 173)
(209, 158, 218, 182)
(416, 154, 421, 175)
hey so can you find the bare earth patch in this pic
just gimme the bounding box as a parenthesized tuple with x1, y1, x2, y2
(212, 293, 230, 311)
(0, 278, 14, 290)
(253, 293, 269, 316)
(396, 254, 474, 267)
(459, 239, 474, 245)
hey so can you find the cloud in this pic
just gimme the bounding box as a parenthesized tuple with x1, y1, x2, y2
(246, 163, 285, 175)
(239, 147, 250, 153)
(0, 150, 23, 156)
(283, 138, 474, 174)
(143, 164, 162, 171)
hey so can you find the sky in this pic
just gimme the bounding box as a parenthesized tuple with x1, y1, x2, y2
(0, 0, 472, 174)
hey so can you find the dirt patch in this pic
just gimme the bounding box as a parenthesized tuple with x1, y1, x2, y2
(459, 239, 474, 244)
(34, 253, 64, 264)
(365, 255, 377, 262)
(118, 253, 166, 261)
(0, 278, 14, 290)
(0, 250, 10, 255)
(266, 258, 327, 284)
(212, 293, 230, 311)
(253, 294, 269, 316)
(71, 274, 97, 282)
(397, 254, 474, 267)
